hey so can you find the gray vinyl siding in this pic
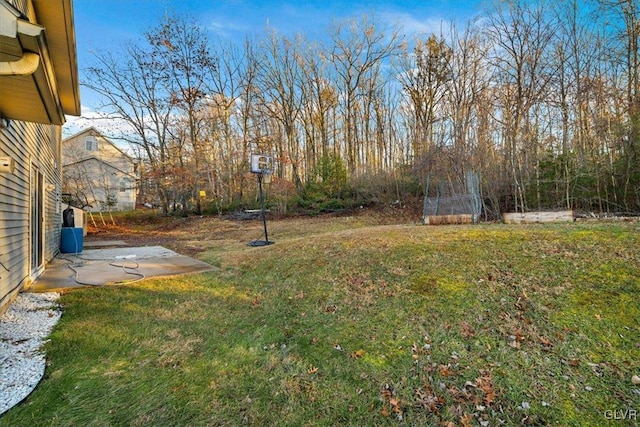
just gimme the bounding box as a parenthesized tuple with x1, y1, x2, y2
(0, 120, 62, 313)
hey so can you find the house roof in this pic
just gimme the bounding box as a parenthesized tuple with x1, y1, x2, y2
(0, 0, 80, 124)
(62, 125, 99, 141)
(63, 126, 135, 163)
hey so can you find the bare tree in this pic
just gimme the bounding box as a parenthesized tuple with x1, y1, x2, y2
(254, 29, 304, 188)
(237, 38, 262, 204)
(544, 0, 605, 210)
(84, 45, 175, 213)
(447, 24, 490, 173)
(598, 0, 640, 210)
(328, 15, 402, 174)
(199, 39, 251, 211)
(397, 33, 452, 180)
(486, 0, 557, 211)
(296, 39, 339, 178)
(148, 14, 217, 214)
(79, 4, 640, 216)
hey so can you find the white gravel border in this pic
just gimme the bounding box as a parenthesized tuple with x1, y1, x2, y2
(0, 292, 61, 415)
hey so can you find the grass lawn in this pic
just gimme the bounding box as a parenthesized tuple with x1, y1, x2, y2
(3, 217, 639, 426)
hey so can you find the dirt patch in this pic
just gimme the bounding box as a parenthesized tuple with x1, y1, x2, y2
(85, 217, 241, 257)
(84, 203, 422, 257)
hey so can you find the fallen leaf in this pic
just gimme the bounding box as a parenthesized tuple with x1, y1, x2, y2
(412, 342, 422, 358)
(460, 413, 473, 427)
(446, 386, 460, 400)
(539, 336, 553, 347)
(439, 364, 453, 377)
(482, 387, 495, 405)
(389, 397, 401, 411)
(415, 387, 445, 413)
(307, 365, 318, 374)
(333, 343, 343, 352)
(449, 405, 464, 418)
(382, 383, 395, 399)
(349, 349, 365, 359)
(460, 321, 475, 338)
(475, 371, 496, 405)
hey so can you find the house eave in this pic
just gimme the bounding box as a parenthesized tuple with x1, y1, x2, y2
(33, 0, 81, 116)
(0, 0, 80, 125)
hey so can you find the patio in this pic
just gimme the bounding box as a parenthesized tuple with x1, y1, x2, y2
(28, 241, 216, 292)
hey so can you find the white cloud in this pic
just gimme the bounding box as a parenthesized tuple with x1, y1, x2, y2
(207, 19, 256, 38)
(381, 11, 452, 38)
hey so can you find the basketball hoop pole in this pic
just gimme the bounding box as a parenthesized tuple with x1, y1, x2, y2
(247, 153, 275, 246)
(258, 172, 270, 244)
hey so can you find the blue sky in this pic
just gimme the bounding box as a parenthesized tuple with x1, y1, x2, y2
(66, 0, 486, 135)
(74, 0, 486, 43)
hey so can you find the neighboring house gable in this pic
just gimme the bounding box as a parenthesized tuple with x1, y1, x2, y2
(62, 127, 138, 211)
(0, 0, 81, 314)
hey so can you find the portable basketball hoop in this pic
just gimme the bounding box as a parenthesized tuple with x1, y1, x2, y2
(248, 154, 274, 247)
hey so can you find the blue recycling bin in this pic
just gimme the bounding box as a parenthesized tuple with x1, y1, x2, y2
(60, 227, 83, 253)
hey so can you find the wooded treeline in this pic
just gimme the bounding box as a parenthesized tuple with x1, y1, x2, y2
(84, 0, 640, 217)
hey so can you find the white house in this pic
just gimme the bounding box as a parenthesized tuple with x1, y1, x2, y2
(62, 127, 138, 212)
(0, 0, 81, 314)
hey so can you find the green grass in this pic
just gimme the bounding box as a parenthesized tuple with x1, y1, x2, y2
(3, 220, 639, 426)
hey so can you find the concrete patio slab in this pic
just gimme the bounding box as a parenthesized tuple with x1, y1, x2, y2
(27, 246, 217, 292)
(78, 246, 179, 260)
